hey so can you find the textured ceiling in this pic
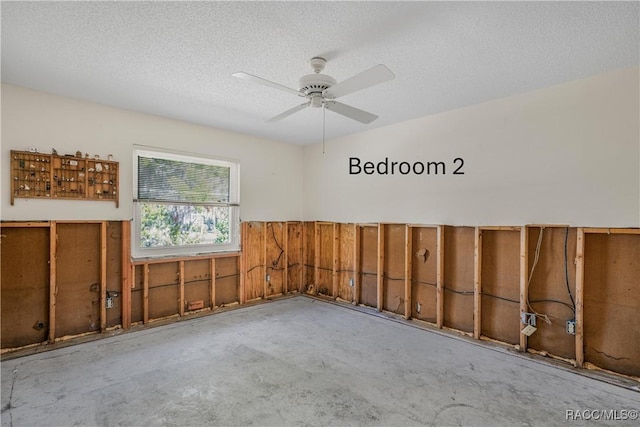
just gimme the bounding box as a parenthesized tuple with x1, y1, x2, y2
(2, 1, 639, 145)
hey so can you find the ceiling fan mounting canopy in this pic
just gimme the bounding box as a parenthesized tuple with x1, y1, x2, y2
(232, 56, 395, 123)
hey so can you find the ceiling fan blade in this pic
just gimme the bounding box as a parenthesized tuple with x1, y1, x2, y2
(324, 101, 378, 124)
(267, 102, 310, 122)
(323, 64, 394, 99)
(232, 72, 302, 96)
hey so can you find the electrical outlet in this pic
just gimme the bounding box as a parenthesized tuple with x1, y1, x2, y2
(521, 325, 537, 336)
(106, 296, 114, 309)
(566, 320, 576, 335)
(349, 278, 354, 287)
(266, 274, 270, 282)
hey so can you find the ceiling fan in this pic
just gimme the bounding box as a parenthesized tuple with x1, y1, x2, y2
(233, 57, 395, 124)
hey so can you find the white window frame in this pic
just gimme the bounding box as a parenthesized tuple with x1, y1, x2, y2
(132, 146, 240, 259)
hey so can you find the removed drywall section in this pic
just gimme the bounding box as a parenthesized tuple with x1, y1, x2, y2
(337, 223, 355, 302)
(55, 223, 101, 337)
(183, 259, 211, 311)
(265, 222, 285, 297)
(359, 225, 378, 308)
(526, 227, 577, 360)
(411, 226, 438, 322)
(480, 228, 521, 345)
(0, 225, 50, 348)
(382, 224, 405, 315)
(243, 222, 265, 301)
(316, 223, 334, 297)
(443, 226, 475, 333)
(303, 222, 315, 293)
(131, 265, 144, 324)
(583, 232, 640, 377)
(148, 262, 180, 320)
(215, 256, 239, 306)
(106, 221, 123, 327)
(286, 222, 303, 294)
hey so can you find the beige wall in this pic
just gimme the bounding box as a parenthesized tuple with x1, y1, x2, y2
(1, 84, 304, 221)
(3, 67, 639, 227)
(303, 67, 640, 227)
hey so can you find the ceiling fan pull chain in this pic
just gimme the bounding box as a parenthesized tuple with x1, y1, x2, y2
(322, 102, 326, 154)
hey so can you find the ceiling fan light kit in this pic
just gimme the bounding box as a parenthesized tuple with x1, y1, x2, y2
(233, 56, 395, 125)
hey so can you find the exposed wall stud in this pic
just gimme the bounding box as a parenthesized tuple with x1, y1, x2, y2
(436, 225, 445, 328)
(332, 223, 339, 299)
(377, 223, 385, 312)
(100, 221, 107, 332)
(302, 222, 307, 292)
(283, 222, 289, 295)
(354, 224, 361, 305)
(179, 261, 185, 316)
(48, 221, 57, 343)
(473, 227, 482, 339)
(143, 263, 149, 324)
(575, 227, 585, 368)
(314, 222, 320, 295)
(210, 258, 216, 308)
(121, 221, 132, 329)
(263, 222, 268, 298)
(404, 225, 412, 320)
(519, 226, 529, 351)
(239, 222, 246, 304)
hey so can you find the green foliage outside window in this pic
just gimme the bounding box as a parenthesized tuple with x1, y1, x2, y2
(139, 204, 230, 248)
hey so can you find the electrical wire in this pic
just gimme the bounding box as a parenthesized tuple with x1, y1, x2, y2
(267, 223, 285, 271)
(246, 264, 265, 273)
(443, 287, 474, 296)
(564, 227, 576, 313)
(481, 292, 519, 304)
(526, 227, 552, 324)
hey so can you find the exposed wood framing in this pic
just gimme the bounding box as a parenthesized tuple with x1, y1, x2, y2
(179, 261, 185, 316)
(478, 226, 520, 231)
(4, 219, 639, 379)
(473, 227, 482, 339)
(210, 258, 216, 308)
(519, 225, 529, 351)
(263, 222, 268, 298)
(302, 222, 307, 292)
(283, 223, 289, 295)
(143, 263, 149, 324)
(377, 223, 385, 312)
(48, 221, 57, 343)
(583, 228, 640, 235)
(1, 221, 50, 227)
(332, 223, 338, 298)
(436, 225, 444, 328)
(100, 221, 108, 332)
(240, 222, 247, 304)
(131, 252, 240, 265)
(575, 227, 585, 368)
(404, 225, 412, 320)
(353, 224, 361, 305)
(121, 221, 132, 329)
(314, 222, 320, 295)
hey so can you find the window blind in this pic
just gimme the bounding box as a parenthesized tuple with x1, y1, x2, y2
(137, 156, 230, 203)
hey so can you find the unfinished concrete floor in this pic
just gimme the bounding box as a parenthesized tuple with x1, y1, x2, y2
(1, 296, 639, 426)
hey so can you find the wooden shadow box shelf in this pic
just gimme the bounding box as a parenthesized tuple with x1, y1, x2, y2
(10, 150, 119, 207)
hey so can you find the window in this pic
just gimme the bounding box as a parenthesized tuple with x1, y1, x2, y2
(133, 147, 240, 258)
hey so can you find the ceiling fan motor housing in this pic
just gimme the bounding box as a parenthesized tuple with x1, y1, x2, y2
(299, 74, 336, 106)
